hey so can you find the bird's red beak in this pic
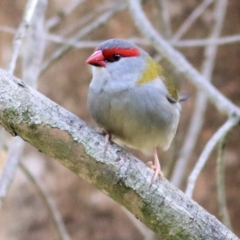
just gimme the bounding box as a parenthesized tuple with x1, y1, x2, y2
(86, 50, 106, 67)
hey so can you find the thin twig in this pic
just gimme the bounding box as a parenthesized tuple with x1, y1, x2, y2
(172, 0, 213, 41)
(201, 0, 228, 76)
(7, 0, 39, 74)
(2, 25, 240, 48)
(156, 0, 171, 38)
(0, 0, 47, 209)
(0, 137, 24, 208)
(0, 25, 16, 34)
(41, 3, 127, 73)
(121, 207, 156, 240)
(171, 0, 228, 187)
(216, 134, 232, 230)
(0, 130, 7, 154)
(43, 34, 240, 49)
(172, 35, 240, 47)
(129, 0, 240, 117)
(20, 162, 72, 240)
(42, 36, 149, 50)
(0, 0, 40, 207)
(183, 0, 227, 186)
(0, 25, 149, 48)
(46, 0, 86, 29)
(185, 117, 239, 198)
(22, 0, 47, 87)
(58, 2, 116, 37)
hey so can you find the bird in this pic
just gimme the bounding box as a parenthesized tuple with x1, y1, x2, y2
(86, 38, 187, 184)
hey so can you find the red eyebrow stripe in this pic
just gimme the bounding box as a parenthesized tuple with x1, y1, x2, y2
(102, 48, 140, 58)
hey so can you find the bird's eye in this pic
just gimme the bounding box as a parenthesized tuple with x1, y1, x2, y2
(112, 54, 121, 62)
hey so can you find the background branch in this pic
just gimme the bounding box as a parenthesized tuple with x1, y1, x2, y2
(0, 137, 24, 208)
(7, 0, 38, 74)
(171, 0, 228, 187)
(20, 162, 72, 240)
(216, 132, 232, 230)
(41, 3, 127, 73)
(155, 0, 171, 38)
(185, 117, 239, 198)
(172, 0, 213, 41)
(128, 0, 240, 117)
(0, 0, 47, 210)
(46, 0, 86, 30)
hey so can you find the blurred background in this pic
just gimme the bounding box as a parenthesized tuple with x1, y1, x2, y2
(0, 0, 240, 239)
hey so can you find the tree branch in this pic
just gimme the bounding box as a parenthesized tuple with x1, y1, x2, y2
(0, 0, 47, 209)
(217, 134, 232, 230)
(41, 3, 127, 73)
(128, 0, 240, 118)
(0, 137, 24, 208)
(20, 162, 72, 240)
(7, 0, 39, 74)
(0, 69, 238, 239)
(172, 0, 213, 41)
(46, 0, 86, 29)
(155, 0, 172, 38)
(185, 117, 239, 198)
(171, 0, 228, 187)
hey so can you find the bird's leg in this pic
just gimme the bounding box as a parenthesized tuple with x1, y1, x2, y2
(103, 133, 111, 154)
(96, 128, 112, 154)
(151, 148, 164, 184)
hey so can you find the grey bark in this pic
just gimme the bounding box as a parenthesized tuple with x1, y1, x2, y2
(0, 69, 238, 240)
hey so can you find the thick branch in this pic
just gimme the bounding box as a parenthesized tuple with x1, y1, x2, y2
(0, 69, 238, 240)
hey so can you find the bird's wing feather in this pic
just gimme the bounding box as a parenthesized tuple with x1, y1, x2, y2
(136, 57, 179, 101)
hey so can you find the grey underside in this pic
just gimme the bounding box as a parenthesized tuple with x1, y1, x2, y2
(88, 82, 180, 155)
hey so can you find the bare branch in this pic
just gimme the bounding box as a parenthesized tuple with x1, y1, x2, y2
(58, 2, 116, 37)
(216, 134, 232, 230)
(0, 0, 47, 209)
(185, 117, 239, 198)
(39, 36, 149, 50)
(0, 137, 24, 209)
(20, 162, 72, 240)
(46, 0, 86, 29)
(7, 0, 39, 74)
(173, 35, 240, 47)
(173, 0, 213, 41)
(171, 0, 228, 187)
(201, 0, 228, 77)
(128, 0, 240, 117)
(22, 0, 47, 87)
(0, 69, 238, 239)
(0, 26, 15, 34)
(41, 3, 127, 73)
(121, 207, 156, 240)
(2, 25, 240, 48)
(155, 0, 172, 38)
